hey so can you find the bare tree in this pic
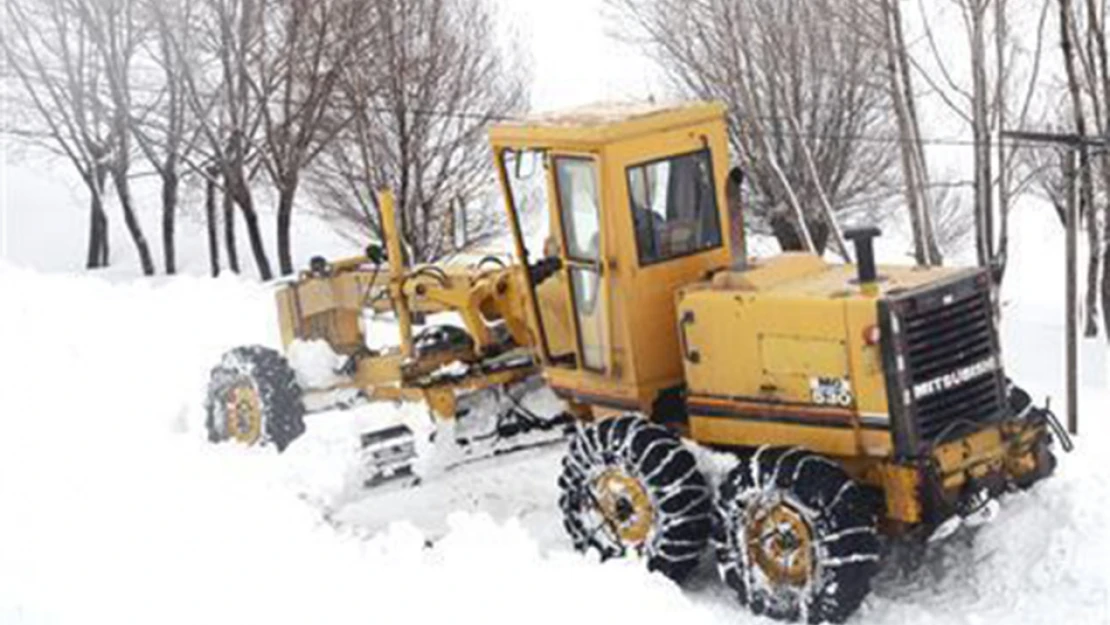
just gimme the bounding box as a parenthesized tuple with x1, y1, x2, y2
(3, 0, 114, 268)
(310, 0, 528, 263)
(123, 0, 205, 275)
(912, 0, 1051, 283)
(251, 0, 371, 275)
(1070, 0, 1110, 339)
(847, 0, 943, 265)
(1059, 0, 1101, 337)
(74, 0, 160, 275)
(175, 0, 274, 279)
(609, 0, 899, 257)
(1085, 0, 1110, 339)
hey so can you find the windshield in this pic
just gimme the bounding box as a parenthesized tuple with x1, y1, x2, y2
(500, 149, 551, 262)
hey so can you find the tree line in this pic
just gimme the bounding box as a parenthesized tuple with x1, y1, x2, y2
(3, 0, 527, 278)
(4, 0, 1108, 340)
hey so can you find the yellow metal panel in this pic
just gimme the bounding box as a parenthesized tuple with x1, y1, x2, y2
(711, 253, 827, 291)
(712, 260, 976, 301)
(275, 286, 298, 348)
(689, 415, 891, 459)
(760, 335, 848, 378)
(295, 279, 338, 317)
(842, 298, 889, 418)
(864, 464, 922, 523)
(680, 290, 850, 406)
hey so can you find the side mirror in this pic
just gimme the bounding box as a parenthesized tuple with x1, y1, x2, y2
(727, 166, 745, 190)
(366, 244, 386, 265)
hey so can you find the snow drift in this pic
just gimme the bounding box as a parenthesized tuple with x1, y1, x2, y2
(0, 197, 1107, 625)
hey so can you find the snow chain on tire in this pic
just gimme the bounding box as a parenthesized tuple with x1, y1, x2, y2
(205, 345, 306, 452)
(712, 446, 881, 624)
(557, 414, 713, 583)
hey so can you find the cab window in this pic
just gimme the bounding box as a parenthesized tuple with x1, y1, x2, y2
(627, 150, 722, 265)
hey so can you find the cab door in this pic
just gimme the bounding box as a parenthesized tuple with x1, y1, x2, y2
(497, 148, 611, 374)
(550, 155, 608, 372)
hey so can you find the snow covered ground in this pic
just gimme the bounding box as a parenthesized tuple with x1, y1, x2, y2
(0, 195, 1107, 625)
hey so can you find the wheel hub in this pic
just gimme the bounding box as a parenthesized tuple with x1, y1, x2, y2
(226, 382, 262, 444)
(593, 468, 654, 546)
(745, 498, 814, 587)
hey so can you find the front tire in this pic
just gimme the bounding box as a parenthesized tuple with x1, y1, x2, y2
(557, 415, 712, 583)
(713, 447, 880, 623)
(205, 345, 306, 452)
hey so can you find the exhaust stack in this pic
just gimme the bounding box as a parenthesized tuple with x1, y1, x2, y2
(844, 227, 881, 295)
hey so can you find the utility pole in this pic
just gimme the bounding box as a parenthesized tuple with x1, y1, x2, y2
(1064, 150, 1078, 435)
(1001, 129, 1109, 436)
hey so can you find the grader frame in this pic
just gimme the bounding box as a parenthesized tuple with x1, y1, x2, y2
(272, 190, 545, 420)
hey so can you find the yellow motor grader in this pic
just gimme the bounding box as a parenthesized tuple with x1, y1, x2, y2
(486, 101, 1065, 623)
(206, 100, 1068, 623)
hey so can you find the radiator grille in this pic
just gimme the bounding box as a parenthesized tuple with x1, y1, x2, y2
(889, 277, 1006, 446)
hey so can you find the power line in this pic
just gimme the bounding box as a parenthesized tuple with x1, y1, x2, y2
(5, 72, 1104, 151)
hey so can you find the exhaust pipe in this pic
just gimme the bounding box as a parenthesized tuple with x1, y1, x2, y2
(844, 227, 881, 295)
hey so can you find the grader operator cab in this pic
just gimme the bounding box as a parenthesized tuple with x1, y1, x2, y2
(490, 101, 1064, 622)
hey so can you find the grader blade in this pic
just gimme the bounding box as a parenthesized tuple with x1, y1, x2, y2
(354, 376, 572, 489)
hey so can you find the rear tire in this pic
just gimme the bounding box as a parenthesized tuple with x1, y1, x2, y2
(557, 414, 712, 583)
(205, 345, 306, 452)
(712, 447, 880, 623)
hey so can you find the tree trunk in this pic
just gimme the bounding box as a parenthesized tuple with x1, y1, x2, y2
(994, 0, 1010, 285)
(881, 0, 927, 265)
(111, 169, 155, 275)
(1058, 0, 1096, 334)
(971, 5, 994, 270)
(1083, 145, 1099, 337)
(86, 188, 109, 268)
(205, 173, 220, 277)
(890, 0, 940, 265)
(161, 166, 178, 275)
(86, 166, 110, 268)
(276, 182, 296, 276)
(1103, 220, 1110, 342)
(234, 189, 273, 281)
(223, 185, 240, 274)
(1085, 0, 1110, 341)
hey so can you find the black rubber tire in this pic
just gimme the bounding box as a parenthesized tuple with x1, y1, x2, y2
(712, 447, 881, 624)
(205, 345, 306, 452)
(557, 414, 712, 583)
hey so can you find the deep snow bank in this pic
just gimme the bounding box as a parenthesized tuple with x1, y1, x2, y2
(0, 262, 723, 625)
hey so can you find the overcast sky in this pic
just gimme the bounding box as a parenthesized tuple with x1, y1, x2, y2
(498, 0, 661, 110)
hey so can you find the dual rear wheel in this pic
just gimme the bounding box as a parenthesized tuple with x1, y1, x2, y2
(557, 415, 880, 624)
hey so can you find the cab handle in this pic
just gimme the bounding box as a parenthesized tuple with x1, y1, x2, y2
(679, 310, 700, 364)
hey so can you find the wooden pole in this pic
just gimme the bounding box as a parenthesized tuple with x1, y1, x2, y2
(1064, 150, 1079, 435)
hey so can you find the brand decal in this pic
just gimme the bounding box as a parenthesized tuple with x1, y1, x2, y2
(912, 356, 998, 400)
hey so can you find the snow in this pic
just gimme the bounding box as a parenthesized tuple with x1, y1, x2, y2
(0, 261, 713, 625)
(287, 339, 349, 390)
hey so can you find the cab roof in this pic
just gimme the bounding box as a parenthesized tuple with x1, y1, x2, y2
(488, 100, 727, 149)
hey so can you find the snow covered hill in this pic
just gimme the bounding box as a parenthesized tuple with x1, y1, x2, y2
(0, 199, 1107, 625)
